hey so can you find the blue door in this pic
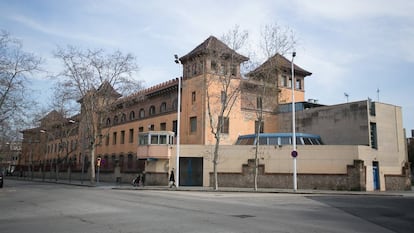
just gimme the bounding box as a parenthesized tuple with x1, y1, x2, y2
(179, 157, 203, 186)
(373, 162, 380, 190)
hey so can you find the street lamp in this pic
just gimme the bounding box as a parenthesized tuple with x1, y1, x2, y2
(174, 54, 181, 188)
(291, 51, 298, 192)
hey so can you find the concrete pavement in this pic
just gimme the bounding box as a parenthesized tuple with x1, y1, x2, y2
(6, 176, 414, 196)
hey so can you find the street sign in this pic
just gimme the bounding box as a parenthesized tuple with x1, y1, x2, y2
(291, 150, 298, 158)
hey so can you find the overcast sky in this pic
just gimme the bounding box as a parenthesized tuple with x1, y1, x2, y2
(1, 0, 413, 134)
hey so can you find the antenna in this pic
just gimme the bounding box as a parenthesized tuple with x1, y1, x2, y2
(344, 93, 349, 103)
(376, 88, 380, 102)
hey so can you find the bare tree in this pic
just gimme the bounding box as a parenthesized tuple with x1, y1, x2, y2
(206, 26, 248, 190)
(0, 30, 42, 136)
(248, 22, 297, 190)
(54, 46, 142, 184)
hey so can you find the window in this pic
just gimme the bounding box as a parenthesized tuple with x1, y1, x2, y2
(139, 127, 144, 132)
(369, 99, 376, 116)
(160, 102, 167, 113)
(296, 79, 302, 90)
(370, 122, 378, 149)
(151, 135, 158, 144)
(139, 135, 148, 145)
(113, 116, 119, 124)
(172, 120, 177, 136)
(281, 75, 287, 87)
(149, 124, 154, 131)
(255, 121, 264, 133)
(288, 77, 292, 88)
(149, 105, 156, 116)
(120, 130, 125, 144)
(257, 97, 263, 109)
(192, 91, 196, 104)
(219, 116, 229, 134)
(139, 108, 145, 118)
(113, 132, 117, 145)
(129, 111, 135, 120)
(160, 135, 167, 144)
(190, 117, 197, 133)
(106, 118, 111, 126)
(129, 129, 134, 143)
(259, 137, 267, 145)
(121, 113, 126, 123)
(211, 60, 217, 73)
(220, 62, 227, 75)
(160, 122, 166, 131)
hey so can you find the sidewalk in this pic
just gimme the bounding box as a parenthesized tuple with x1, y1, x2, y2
(9, 176, 414, 197)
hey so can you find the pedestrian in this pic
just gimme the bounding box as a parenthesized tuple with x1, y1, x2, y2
(132, 174, 140, 187)
(169, 169, 176, 188)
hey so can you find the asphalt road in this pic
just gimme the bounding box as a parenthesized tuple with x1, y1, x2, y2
(0, 180, 413, 233)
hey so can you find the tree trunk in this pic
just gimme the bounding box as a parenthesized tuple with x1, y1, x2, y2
(90, 145, 96, 184)
(213, 136, 220, 190)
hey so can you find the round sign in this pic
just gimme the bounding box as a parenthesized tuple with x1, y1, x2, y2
(291, 150, 298, 158)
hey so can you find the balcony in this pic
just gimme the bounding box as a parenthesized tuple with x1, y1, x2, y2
(137, 131, 175, 160)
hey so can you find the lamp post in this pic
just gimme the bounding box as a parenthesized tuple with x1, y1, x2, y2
(174, 54, 181, 188)
(291, 51, 298, 192)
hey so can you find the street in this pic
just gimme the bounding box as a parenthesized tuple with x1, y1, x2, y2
(0, 179, 413, 233)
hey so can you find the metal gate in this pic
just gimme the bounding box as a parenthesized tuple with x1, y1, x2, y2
(179, 157, 203, 186)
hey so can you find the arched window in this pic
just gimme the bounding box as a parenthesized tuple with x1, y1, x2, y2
(106, 118, 111, 126)
(160, 102, 167, 113)
(149, 105, 156, 116)
(139, 108, 145, 118)
(129, 111, 135, 120)
(121, 113, 126, 123)
(113, 116, 119, 124)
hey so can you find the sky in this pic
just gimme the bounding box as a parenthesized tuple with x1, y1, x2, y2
(1, 0, 413, 135)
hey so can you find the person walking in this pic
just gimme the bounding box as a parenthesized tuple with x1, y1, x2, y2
(141, 171, 146, 187)
(169, 169, 176, 188)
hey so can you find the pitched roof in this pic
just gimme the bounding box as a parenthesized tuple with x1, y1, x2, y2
(180, 36, 248, 63)
(77, 81, 122, 103)
(96, 80, 122, 98)
(248, 53, 312, 77)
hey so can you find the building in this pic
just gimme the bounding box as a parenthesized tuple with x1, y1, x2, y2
(0, 141, 21, 175)
(19, 36, 411, 190)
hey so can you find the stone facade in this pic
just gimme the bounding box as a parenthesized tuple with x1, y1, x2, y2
(210, 158, 366, 191)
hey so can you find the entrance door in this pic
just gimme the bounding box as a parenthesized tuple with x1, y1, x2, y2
(373, 161, 380, 190)
(179, 157, 203, 186)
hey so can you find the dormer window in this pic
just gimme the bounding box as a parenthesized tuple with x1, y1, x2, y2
(211, 60, 217, 73)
